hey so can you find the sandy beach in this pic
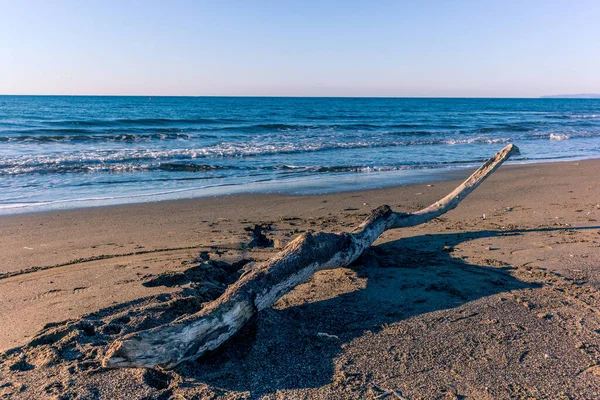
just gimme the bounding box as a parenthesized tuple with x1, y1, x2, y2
(2, 159, 600, 399)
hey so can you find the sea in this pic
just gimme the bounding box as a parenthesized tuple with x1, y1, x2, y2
(1, 96, 599, 215)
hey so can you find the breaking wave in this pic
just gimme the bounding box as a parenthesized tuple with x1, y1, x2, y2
(2, 96, 600, 214)
(549, 133, 570, 140)
(0, 137, 514, 176)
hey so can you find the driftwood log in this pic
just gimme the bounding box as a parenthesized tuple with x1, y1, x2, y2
(103, 144, 520, 369)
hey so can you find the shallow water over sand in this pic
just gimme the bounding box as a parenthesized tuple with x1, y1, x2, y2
(1, 96, 599, 214)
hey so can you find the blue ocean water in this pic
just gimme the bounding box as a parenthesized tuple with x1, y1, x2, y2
(1, 96, 599, 214)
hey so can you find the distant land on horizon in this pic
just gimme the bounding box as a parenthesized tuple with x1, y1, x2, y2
(541, 94, 600, 99)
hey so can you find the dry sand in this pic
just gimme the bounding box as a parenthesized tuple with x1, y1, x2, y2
(1, 159, 600, 399)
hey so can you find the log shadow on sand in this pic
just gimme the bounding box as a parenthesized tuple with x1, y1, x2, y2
(170, 228, 566, 395)
(4, 226, 599, 399)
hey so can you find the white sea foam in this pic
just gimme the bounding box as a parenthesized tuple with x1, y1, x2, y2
(0, 137, 513, 175)
(444, 137, 510, 145)
(3, 97, 600, 216)
(549, 133, 570, 140)
(570, 114, 599, 119)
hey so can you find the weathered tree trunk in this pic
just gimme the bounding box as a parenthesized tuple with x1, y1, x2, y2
(103, 144, 520, 369)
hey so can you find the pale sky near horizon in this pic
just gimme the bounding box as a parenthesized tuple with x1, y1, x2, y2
(1, 0, 599, 97)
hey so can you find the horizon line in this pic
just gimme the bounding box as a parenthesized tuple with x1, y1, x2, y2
(1, 93, 595, 99)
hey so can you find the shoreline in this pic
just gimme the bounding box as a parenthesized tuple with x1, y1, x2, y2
(2, 157, 600, 398)
(0, 158, 593, 277)
(1, 156, 595, 218)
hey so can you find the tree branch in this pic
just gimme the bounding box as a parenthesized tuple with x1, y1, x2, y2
(103, 144, 520, 369)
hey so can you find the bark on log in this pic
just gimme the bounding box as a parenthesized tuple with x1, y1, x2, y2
(103, 144, 520, 369)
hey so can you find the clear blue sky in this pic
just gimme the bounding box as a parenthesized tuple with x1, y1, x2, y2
(1, 0, 599, 97)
